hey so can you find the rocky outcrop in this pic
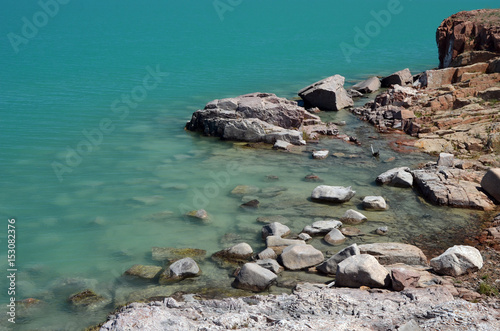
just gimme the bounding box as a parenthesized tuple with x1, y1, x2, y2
(335, 254, 391, 288)
(232, 263, 277, 292)
(358, 243, 428, 266)
(100, 285, 500, 331)
(298, 75, 353, 111)
(412, 165, 495, 210)
(186, 93, 339, 146)
(430, 245, 483, 276)
(437, 9, 500, 68)
(311, 185, 356, 203)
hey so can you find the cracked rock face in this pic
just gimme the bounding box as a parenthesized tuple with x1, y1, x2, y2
(99, 284, 500, 331)
(185, 92, 338, 145)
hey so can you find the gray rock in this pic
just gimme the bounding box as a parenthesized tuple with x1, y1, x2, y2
(339, 209, 367, 225)
(335, 254, 391, 288)
(312, 150, 329, 159)
(68, 289, 111, 311)
(273, 140, 292, 150)
(185, 209, 208, 220)
(391, 170, 413, 188)
(311, 185, 356, 203)
(376, 226, 388, 235)
(437, 153, 454, 167)
(186, 92, 336, 145)
(352, 76, 381, 94)
(398, 319, 423, 331)
(159, 258, 201, 283)
(324, 228, 346, 245)
(362, 196, 387, 210)
(256, 259, 284, 274)
(298, 75, 354, 111)
(302, 219, 342, 235)
(347, 89, 363, 98)
(232, 263, 277, 292)
(358, 243, 428, 266)
(227, 243, 253, 257)
(317, 244, 360, 274)
(212, 243, 254, 264)
(298, 233, 312, 241)
(376, 167, 411, 185)
(280, 244, 324, 270)
(261, 222, 290, 239)
(381, 68, 412, 87)
(257, 247, 277, 260)
(430, 245, 483, 276)
(481, 168, 500, 202)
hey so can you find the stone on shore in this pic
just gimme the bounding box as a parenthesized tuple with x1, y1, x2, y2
(352, 76, 381, 94)
(298, 75, 354, 111)
(339, 209, 367, 225)
(324, 228, 346, 245)
(261, 222, 290, 239)
(430, 245, 483, 276)
(280, 244, 324, 270)
(159, 258, 201, 284)
(437, 153, 455, 167)
(391, 268, 421, 291)
(311, 185, 356, 203)
(124, 265, 163, 280)
(312, 150, 329, 159)
(362, 196, 387, 210)
(232, 263, 277, 292)
(317, 244, 360, 274)
(358, 243, 428, 266)
(481, 168, 500, 202)
(335, 254, 391, 288)
(381, 68, 412, 87)
(302, 219, 342, 235)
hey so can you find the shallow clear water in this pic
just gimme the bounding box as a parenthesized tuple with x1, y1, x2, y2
(1, 1, 498, 330)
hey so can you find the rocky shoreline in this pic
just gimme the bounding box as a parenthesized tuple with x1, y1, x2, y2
(94, 9, 500, 331)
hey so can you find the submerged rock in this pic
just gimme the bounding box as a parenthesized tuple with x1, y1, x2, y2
(185, 209, 208, 220)
(430, 245, 483, 276)
(124, 265, 163, 280)
(151, 247, 207, 263)
(298, 74, 353, 111)
(335, 254, 391, 288)
(312, 150, 329, 159)
(232, 263, 277, 292)
(231, 185, 260, 196)
(67, 289, 110, 310)
(311, 185, 356, 203)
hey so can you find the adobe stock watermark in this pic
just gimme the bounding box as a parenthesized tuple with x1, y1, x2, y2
(51, 65, 168, 182)
(340, 0, 405, 63)
(178, 161, 241, 215)
(213, 0, 243, 21)
(7, 0, 71, 54)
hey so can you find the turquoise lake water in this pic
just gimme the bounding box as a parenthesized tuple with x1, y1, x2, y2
(1, 1, 499, 329)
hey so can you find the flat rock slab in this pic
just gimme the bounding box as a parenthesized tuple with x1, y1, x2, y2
(358, 243, 428, 266)
(412, 167, 495, 210)
(100, 286, 500, 330)
(302, 219, 342, 235)
(311, 185, 356, 203)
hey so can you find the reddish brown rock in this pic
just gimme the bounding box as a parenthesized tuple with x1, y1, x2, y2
(391, 268, 421, 291)
(437, 9, 500, 68)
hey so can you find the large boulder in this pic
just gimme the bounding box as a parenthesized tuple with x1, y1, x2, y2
(159, 258, 201, 284)
(317, 244, 360, 274)
(232, 263, 277, 292)
(186, 92, 338, 145)
(381, 68, 412, 87)
(298, 75, 353, 111)
(481, 168, 500, 202)
(339, 209, 367, 225)
(261, 222, 290, 239)
(311, 185, 356, 203)
(335, 254, 391, 288)
(352, 76, 381, 94)
(358, 243, 428, 266)
(280, 244, 324, 270)
(302, 219, 342, 235)
(430, 245, 483, 276)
